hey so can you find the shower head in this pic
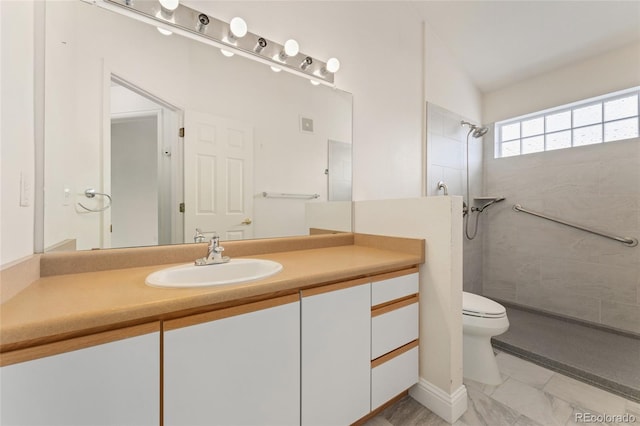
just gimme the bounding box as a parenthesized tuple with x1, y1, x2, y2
(477, 196, 506, 212)
(461, 120, 489, 138)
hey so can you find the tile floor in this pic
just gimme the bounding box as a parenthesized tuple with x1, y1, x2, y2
(493, 306, 640, 402)
(366, 352, 640, 426)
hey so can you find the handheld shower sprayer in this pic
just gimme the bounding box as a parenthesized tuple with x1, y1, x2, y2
(459, 119, 493, 240)
(476, 197, 506, 213)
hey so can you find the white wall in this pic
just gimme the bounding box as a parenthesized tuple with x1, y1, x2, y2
(355, 197, 466, 423)
(424, 21, 483, 126)
(1, 0, 36, 266)
(422, 20, 485, 296)
(189, 1, 425, 201)
(483, 41, 640, 124)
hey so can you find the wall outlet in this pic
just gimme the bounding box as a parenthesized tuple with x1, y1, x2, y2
(20, 171, 31, 207)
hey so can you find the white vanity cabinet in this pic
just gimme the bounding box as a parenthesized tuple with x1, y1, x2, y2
(163, 294, 300, 426)
(0, 323, 160, 426)
(370, 272, 420, 410)
(301, 281, 372, 426)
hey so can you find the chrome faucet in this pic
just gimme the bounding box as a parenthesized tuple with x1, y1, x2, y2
(195, 232, 230, 266)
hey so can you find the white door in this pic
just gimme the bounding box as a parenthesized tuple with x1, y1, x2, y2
(184, 111, 254, 242)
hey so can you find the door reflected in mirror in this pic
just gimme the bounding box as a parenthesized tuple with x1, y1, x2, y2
(42, 0, 352, 251)
(109, 79, 183, 248)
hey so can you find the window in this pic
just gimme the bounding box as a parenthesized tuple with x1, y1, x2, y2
(496, 88, 640, 158)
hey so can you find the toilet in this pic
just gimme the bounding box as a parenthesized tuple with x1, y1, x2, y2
(462, 292, 509, 385)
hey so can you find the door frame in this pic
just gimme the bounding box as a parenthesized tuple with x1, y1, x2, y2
(102, 65, 185, 248)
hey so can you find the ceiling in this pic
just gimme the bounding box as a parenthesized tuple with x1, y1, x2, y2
(412, 1, 640, 93)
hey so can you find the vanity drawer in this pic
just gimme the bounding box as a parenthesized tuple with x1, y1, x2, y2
(371, 273, 418, 306)
(371, 343, 419, 410)
(371, 298, 419, 359)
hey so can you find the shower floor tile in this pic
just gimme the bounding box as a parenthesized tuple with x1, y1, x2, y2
(492, 305, 640, 403)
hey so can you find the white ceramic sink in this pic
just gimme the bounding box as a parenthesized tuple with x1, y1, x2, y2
(145, 258, 283, 288)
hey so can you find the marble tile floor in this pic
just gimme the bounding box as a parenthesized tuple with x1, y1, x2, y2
(366, 352, 640, 426)
(492, 306, 640, 402)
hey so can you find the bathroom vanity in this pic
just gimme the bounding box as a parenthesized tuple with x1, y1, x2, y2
(0, 233, 422, 425)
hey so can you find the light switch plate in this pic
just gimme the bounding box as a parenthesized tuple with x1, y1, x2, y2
(20, 172, 31, 207)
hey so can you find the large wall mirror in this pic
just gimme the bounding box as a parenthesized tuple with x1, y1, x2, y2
(42, 0, 353, 252)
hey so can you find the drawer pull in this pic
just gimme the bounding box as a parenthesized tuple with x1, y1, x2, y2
(372, 294, 418, 317)
(371, 339, 419, 369)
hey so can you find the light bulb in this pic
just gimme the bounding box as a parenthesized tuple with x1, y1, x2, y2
(310, 80, 320, 86)
(326, 57, 340, 73)
(284, 39, 299, 57)
(221, 49, 235, 57)
(229, 17, 248, 39)
(157, 27, 173, 36)
(270, 66, 282, 73)
(159, 0, 179, 12)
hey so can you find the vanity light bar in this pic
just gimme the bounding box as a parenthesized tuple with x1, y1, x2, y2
(96, 0, 336, 86)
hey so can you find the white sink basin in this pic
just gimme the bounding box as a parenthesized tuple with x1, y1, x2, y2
(145, 258, 283, 288)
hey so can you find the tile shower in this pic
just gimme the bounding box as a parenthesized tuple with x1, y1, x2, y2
(427, 102, 640, 402)
(483, 136, 640, 334)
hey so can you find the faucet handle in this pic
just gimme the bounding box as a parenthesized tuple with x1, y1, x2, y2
(194, 228, 206, 243)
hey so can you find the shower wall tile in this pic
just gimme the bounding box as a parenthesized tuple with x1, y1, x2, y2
(442, 113, 469, 141)
(464, 228, 484, 294)
(430, 133, 464, 170)
(601, 301, 640, 334)
(483, 280, 517, 303)
(429, 164, 445, 196)
(542, 195, 638, 237)
(517, 285, 601, 323)
(484, 134, 640, 334)
(539, 257, 638, 303)
(598, 156, 640, 196)
(442, 166, 464, 197)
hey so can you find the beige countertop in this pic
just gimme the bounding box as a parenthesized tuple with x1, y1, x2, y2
(0, 237, 423, 352)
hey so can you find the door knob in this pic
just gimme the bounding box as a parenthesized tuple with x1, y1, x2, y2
(241, 218, 252, 225)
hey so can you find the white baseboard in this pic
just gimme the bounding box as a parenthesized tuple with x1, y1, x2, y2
(409, 379, 467, 424)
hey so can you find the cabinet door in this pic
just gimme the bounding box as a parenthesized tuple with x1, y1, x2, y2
(164, 295, 300, 426)
(301, 282, 371, 426)
(0, 324, 160, 426)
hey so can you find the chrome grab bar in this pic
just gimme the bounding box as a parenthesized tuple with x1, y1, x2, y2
(512, 204, 638, 247)
(261, 192, 320, 199)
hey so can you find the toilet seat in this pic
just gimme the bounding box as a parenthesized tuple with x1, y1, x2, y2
(463, 292, 506, 319)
